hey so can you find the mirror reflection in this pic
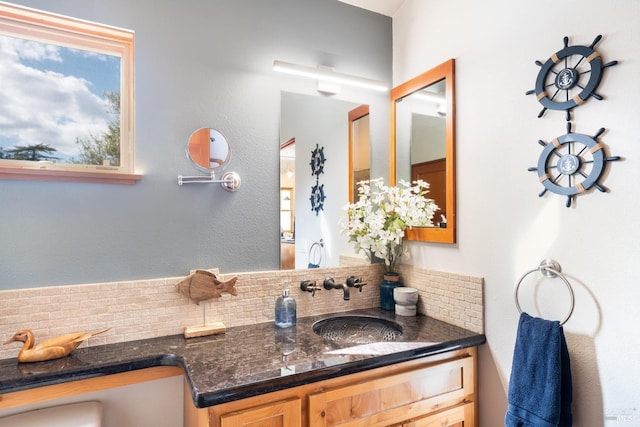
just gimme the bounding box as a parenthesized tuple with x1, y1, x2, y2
(349, 105, 371, 203)
(187, 128, 231, 171)
(391, 58, 456, 243)
(395, 80, 447, 221)
(279, 92, 368, 270)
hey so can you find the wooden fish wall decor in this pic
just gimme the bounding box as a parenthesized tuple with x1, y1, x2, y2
(176, 270, 238, 304)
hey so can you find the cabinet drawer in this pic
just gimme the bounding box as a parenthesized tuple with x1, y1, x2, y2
(220, 397, 301, 427)
(403, 402, 474, 426)
(308, 355, 474, 427)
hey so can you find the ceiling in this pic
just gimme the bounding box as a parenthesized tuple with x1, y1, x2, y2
(337, 0, 406, 17)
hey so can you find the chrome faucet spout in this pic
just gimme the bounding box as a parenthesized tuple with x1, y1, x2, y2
(323, 277, 350, 300)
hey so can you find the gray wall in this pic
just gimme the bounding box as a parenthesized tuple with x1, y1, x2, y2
(1, 0, 391, 288)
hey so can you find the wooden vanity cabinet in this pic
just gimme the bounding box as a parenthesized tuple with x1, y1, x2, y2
(185, 347, 477, 427)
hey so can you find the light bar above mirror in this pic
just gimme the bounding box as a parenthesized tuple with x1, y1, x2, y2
(273, 60, 388, 92)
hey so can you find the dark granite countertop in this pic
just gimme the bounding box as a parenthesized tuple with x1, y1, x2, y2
(0, 308, 485, 408)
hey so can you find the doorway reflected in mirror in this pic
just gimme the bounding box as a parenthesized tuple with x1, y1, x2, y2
(349, 105, 371, 204)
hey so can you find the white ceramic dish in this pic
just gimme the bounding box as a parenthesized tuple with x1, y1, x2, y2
(395, 303, 417, 316)
(393, 287, 419, 305)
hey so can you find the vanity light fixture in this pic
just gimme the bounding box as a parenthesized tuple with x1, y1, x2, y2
(273, 60, 388, 92)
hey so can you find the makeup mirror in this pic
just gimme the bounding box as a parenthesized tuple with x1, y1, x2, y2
(187, 128, 231, 171)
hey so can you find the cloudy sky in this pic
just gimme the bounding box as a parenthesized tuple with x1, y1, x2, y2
(0, 34, 120, 162)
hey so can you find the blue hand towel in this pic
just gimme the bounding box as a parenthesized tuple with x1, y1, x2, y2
(505, 313, 573, 427)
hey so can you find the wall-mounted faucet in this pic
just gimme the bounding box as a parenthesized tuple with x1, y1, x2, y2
(300, 280, 322, 297)
(346, 276, 367, 292)
(323, 277, 351, 301)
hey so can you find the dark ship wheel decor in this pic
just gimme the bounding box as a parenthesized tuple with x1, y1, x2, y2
(528, 123, 620, 208)
(309, 182, 325, 215)
(526, 34, 618, 119)
(309, 144, 326, 176)
(309, 144, 326, 215)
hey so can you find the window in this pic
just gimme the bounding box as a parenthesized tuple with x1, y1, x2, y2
(0, 3, 139, 184)
(280, 188, 294, 233)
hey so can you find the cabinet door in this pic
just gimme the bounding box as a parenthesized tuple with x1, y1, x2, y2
(308, 355, 474, 427)
(220, 397, 301, 427)
(403, 402, 474, 427)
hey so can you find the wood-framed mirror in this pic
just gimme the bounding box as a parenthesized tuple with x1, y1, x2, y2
(390, 58, 456, 243)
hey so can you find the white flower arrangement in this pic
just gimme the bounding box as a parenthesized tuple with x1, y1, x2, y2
(341, 178, 439, 273)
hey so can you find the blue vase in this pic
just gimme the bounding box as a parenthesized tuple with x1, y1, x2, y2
(380, 272, 401, 310)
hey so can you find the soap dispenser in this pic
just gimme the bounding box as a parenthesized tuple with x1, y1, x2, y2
(275, 281, 297, 328)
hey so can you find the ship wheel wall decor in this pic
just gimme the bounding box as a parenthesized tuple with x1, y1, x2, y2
(310, 182, 325, 215)
(528, 124, 620, 207)
(526, 34, 618, 119)
(310, 144, 326, 176)
(309, 144, 326, 215)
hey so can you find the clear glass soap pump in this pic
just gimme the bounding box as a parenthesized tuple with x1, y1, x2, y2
(275, 280, 296, 328)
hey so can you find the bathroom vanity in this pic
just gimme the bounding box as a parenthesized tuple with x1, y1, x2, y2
(187, 347, 476, 427)
(0, 309, 484, 426)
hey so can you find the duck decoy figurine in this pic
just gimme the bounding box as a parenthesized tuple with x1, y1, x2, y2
(4, 328, 110, 363)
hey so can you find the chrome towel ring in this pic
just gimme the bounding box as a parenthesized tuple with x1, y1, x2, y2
(307, 239, 325, 269)
(514, 259, 575, 325)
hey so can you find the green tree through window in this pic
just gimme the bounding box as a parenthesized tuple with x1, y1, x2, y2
(73, 91, 121, 167)
(5, 143, 58, 161)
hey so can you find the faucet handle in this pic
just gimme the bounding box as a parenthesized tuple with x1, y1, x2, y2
(300, 280, 321, 297)
(346, 276, 367, 292)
